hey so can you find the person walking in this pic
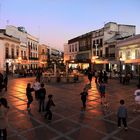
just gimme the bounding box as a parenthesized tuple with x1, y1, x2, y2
(80, 88, 88, 111)
(0, 72, 3, 92)
(38, 83, 46, 112)
(45, 95, 55, 121)
(99, 82, 106, 104)
(117, 99, 128, 130)
(33, 79, 41, 100)
(26, 83, 34, 111)
(88, 71, 92, 84)
(3, 73, 8, 91)
(134, 84, 140, 112)
(0, 98, 9, 140)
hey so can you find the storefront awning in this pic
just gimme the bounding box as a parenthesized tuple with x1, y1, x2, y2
(94, 59, 109, 64)
(125, 59, 140, 64)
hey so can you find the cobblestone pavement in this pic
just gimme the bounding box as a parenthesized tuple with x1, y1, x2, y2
(0, 77, 140, 140)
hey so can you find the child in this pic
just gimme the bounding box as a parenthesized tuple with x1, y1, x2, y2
(80, 88, 88, 110)
(99, 82, 106, 104)
(45, 95, 55, 121)
(26, 83, 34, 111)
(117, 100, 128, 130)
(38, 83, 46, 112)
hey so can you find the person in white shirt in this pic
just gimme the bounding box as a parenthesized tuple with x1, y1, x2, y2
(33, 79, 41, 100)
(134, 84, 140, 112)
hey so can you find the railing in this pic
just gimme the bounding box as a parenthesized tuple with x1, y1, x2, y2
(29, 57, 39, 60)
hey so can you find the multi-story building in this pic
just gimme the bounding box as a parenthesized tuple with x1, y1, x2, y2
(5, 26, 28, 69)
(38, 44, 49, 68)
(116, 34, 140, 75)
(27, 34, 39, 69)
(0, 31, 20, 73)
(64, 22, 136, 71)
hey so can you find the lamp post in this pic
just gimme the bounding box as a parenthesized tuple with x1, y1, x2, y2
(119, 57, 123, 83)
(91, 44, 98, 72)
(138, 64, 140, 85)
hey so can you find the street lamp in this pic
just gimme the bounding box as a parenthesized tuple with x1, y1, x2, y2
(119, 57, 123, 83)
(91, 43, 98, 72)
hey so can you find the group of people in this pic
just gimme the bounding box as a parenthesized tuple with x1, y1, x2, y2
(26, 78, 55, 121)
(0, 72, 8, 92)
(81, 71, 140, 131)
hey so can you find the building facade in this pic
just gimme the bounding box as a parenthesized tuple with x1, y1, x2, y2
(64, 22, 136, 71)
(27, 34, 39, 69)
(0, 32, 20, 73)
(5, 26, 28, 69)
(38, 44, 49, 68)
(116, 34, 140, 75)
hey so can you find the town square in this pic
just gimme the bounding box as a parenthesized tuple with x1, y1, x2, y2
(0, 0, 140, 140)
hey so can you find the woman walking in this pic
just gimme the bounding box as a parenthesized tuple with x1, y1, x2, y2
(26, 83, 34, 111)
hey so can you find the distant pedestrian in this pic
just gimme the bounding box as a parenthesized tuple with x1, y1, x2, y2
(26, 83, 34, 111)
(38, 83, 46, 112)
(80, 88, 88, 110)
(3, 73, 8, 91)
(99, 82, 106, 104)
(0, 72, 3, 92)
(98, 70, 103, 83)
(117, 99, 128, 130)
(88, 71, 92, 84)
(94, 71, 98, 84)
(45, 95, 55, 121)
(33, 79, 41, 100)
(134, 84, 140, 112)
(0, 98, 9, 140)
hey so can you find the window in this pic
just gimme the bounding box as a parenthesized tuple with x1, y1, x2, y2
(11, 48, 14, 59)
(69, 45, 71, 52)
(42, 49, 45, 54)
(5, 48, 9, 58)
(100, 50, 102, 57)
(135, 49, 140, 59)
(21, 51, 23, 58)
(126, 51, 131, 59)
(75, 44, 77, 52)
(100, 39, 103, 46)
(96, 39, 99, 44)
(72, 45, 74, 52)
(16, 49, 19, 57)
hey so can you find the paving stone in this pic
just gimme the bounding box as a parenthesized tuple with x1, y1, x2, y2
(21, 126, 58, 140)
(114, 128, 140, 140)
(49, 119, 80, 134)
(68, 127, 105, 140)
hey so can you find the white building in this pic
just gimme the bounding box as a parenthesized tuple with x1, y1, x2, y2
(27, 34, 39, 69)
(5, 26, 28, 69)
(117, 34, 140, 75)
(0, 31, 20, 73)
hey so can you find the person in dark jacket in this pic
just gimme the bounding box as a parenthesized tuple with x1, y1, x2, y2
(99, 82, 106, 104)
(3, 74, 8, 91)
(45, 94, 55, 121)
(80, 88, 88, 110)
(26, 83, 34, 111)
(117, 100, 128, 130)
(0, 72, 3, 92)
(88, 72, 92, 84)
(38, 83, 46, 112)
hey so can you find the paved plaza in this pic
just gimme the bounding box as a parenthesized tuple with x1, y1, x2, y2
(0, 77, 140, 140)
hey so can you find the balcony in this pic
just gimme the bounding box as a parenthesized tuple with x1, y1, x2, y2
(29, 57, 39, 60)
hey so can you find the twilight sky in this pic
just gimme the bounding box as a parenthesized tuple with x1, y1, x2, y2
(0, 0, 140, 51)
